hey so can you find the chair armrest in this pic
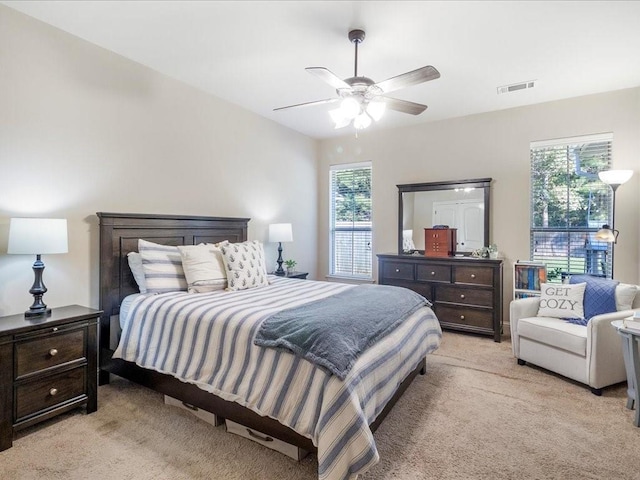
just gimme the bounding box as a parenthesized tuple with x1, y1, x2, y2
(587, 308, 640, 388)
(509, 297, 541, 358)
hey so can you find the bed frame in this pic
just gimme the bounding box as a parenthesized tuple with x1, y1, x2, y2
(97, 212, 426, 452)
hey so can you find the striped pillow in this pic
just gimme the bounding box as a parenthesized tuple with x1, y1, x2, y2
(138, 239, 187, 293)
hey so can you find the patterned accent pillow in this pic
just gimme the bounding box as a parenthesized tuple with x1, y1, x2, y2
(177, 242, 228, 293)
(569, 275, 618, 320)
(537, 282, 586, 319)
(138, 239, 187, 293)
(220, 240, 269, 291)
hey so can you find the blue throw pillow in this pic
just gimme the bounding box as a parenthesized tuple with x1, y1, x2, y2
(569, 275, 618, 320)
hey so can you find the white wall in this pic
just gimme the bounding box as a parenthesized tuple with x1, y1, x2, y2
(0, 6, 318, 316)
(318, 87, 640, 318)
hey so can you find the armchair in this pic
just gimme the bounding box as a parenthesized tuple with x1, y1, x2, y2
(510, 287, 640, 395)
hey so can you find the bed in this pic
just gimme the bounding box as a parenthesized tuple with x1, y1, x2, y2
(97, 212, 442, 480)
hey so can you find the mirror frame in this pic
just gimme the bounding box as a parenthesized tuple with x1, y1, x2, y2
(397, 178, 492, 255)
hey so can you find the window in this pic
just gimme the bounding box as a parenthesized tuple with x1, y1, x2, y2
(530, 133, 613, 280)
(329, 162, 372, 279)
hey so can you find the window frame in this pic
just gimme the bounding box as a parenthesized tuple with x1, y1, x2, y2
(329, 162, 373, 280)
(529, 133, 613, 280)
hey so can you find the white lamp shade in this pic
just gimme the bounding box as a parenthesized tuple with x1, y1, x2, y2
(598, 169, 633, 186)
(353, 112, 372, 130)
(268, 223, 293, 243)
(366, 100, 386, 121)
(7, 218, 68, 254)
(594, 226, 617, 243)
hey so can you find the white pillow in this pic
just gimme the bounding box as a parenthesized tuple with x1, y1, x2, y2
(138, 239, 187, 293)
(537, 282, 586, 319)
(177, 242, 228, 293)
(616, 283, 638, 311)
(220, 240, 269, 291)
(126, 252, 147, 293)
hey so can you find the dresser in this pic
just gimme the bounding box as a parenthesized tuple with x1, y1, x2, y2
(377, 254, 503, 342)
(0, 305, 100, 451)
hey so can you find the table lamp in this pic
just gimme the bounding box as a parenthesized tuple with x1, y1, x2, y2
(268, 223, 293, 275)
(7, 218, 68, 317)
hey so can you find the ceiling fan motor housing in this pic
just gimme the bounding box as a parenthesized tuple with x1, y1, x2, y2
(348, 29, 366, 44)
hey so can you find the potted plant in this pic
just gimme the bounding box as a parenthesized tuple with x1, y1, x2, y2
(487, 244, 498, 259)
(284, 259, 297, 275)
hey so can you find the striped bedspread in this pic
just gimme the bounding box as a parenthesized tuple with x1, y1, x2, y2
(114, 276, 442, 480)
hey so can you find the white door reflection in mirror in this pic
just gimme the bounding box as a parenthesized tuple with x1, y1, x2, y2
(433, 200, 484, 251)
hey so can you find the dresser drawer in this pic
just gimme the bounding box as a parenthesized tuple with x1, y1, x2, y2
(453, 266, 493, 286)
(15, 329, 86, 378)
(435, 304, 493, 329)
(416, 264, 451, 283)
(15, 366, 86, 421)
(382, 262, 414, 281)
(437, 284, 493, 307)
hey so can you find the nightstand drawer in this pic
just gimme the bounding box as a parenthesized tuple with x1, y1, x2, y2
(437, 285, 493, 307)
(15, 366, 86, 421)
(15, 329, 86, 378)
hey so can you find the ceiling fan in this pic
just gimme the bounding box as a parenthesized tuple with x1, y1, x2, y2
(274, 29, 440, 130)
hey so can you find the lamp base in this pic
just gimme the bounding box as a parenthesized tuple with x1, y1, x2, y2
(25, 307, 51, 318)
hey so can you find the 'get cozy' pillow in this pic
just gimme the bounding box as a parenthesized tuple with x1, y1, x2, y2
(537, 282, 586, 319)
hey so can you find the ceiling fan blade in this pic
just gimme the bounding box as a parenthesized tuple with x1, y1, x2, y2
(273, 98, 339, 112)
(306, 67, 351, 90)
(380, 97, 428, 115)
(374, 66, 440, 94)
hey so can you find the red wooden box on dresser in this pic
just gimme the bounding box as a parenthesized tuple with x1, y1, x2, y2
(424, 228, 457, 257)
(0, 305, 100, 451)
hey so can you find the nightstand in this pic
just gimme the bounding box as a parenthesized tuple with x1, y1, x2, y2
(0, 305, 100, 451)
(272, 271, 308, 280)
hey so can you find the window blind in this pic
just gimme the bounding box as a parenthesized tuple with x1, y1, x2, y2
(330, 163, 372, 278)
(530, 134, 613, 279)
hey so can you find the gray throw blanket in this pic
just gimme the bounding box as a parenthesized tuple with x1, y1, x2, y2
(253, 284, 431, 380)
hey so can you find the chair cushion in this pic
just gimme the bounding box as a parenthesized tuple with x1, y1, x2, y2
(517, 316, 587, 356)
(570, 275, 618, 320)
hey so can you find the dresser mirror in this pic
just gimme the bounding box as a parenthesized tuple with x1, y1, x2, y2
(398, 178, 491, 255)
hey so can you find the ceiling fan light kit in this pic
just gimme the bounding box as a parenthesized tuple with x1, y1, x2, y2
(274, 29, 440, 132)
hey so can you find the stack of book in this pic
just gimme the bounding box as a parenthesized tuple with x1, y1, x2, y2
(624, 315, 640, 332)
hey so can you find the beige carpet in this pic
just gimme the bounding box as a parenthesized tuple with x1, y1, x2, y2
(3, 331, 639, 480)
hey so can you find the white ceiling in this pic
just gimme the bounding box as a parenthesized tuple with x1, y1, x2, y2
(4, 1, 640, 139)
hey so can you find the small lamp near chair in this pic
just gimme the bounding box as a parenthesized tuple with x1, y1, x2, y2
(7, 218, 68, 317)
(596, 169, 633, 278)
(268, 223, 293, 276)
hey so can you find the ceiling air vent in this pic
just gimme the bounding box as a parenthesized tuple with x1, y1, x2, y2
(497, 80, 535, 95)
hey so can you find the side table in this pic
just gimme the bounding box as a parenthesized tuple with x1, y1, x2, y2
(612, 319, 640, 427)
(271, 271, 309, 280)
(0, 305, 101, 451)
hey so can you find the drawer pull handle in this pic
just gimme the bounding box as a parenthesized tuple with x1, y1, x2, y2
(52, 327, 58, 332)
(181, 401, 198, 412)
(460, 294, 465, 299)
(49, 388, 58, 396)
(470, 274, 476, 279)
(460, 315, 465, 320)
(49, 348, 58, 357)
(246, 428, 273, 442)
(430, 271, 436, 276)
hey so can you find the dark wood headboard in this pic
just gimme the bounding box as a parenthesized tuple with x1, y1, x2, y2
(97, 212, 249, 349)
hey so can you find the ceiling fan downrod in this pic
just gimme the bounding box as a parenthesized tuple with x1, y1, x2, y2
(348, 29, 366, 78)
